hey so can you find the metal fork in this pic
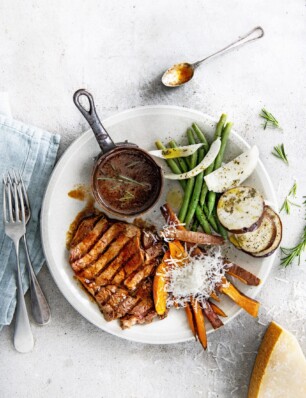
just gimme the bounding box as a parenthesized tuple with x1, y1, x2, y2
(12, 171, 51, 325)
(3, 175, 34, 353)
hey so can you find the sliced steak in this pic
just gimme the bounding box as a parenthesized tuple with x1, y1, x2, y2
(68, 212, 163, 328)
(69, 215, 101, 248)
(69, 216, 109, 261)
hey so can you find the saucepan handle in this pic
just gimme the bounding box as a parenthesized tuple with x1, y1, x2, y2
(73, 89, 116, 153)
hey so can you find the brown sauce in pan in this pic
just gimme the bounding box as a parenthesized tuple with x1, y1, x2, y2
(93, 150, 162, 215)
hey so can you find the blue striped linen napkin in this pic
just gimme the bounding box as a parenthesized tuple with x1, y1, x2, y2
(0, 116, 60, 329)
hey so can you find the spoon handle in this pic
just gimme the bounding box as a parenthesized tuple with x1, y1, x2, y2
(193, 26, 264, 68)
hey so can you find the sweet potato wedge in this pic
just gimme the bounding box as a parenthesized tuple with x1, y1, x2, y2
(203, 300, 223, 329)
(153, 252, 170, 316)
(225, 263, 261, 286)
(191, 298, 207, 350)
(161, 204, 203, 256)
(185, 303, 197, 339)
(208, 301, 227, 317)
(219, 279, 260, 317)
(210, 291, 221, 302)
(168, 240, 187, 261)
(161, 228, 224, 246)
(161, 203, 185, 230)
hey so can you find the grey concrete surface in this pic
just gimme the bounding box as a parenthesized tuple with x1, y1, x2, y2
(0, 1, 305, 397)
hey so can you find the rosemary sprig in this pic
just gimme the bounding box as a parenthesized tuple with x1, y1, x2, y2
(118, 174, 148, 187)
(126, 161, 141, 168)
(280, 227, 306, 267)
(119, 191, 135, 202)
(288, 181, 298, 197)
(260, 108, 280, 129)
(272, 143, 289, 165)
(97, 177, 118, 182)
(280, 181, 300, 214)
(98, 174, 148, 188)
(280, 194, 306, 267)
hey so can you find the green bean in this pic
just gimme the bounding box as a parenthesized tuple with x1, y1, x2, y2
(178, 178, 195, 222)
(155, 141, 186, 190)
(168, 140, 189, 173)
(215, 213, 228, 240)
(186, 128, 197, 169)
(191, 219, 199, 232)
(214, 121, 232, 169)
(186, 124, 209, 220)
(178, 129, 197, 222)
(203, 204, 219, 232)
(185, 139, 205, 225)
(199, 185, 208, 207)
(206, 122, 233, 215)
(191, 123, 209, 154)
(195, 205, 211, 234)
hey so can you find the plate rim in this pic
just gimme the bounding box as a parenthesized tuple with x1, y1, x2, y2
(41, 105, 277, 344)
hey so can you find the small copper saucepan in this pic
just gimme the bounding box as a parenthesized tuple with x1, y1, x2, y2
(73, 89, 163, 218)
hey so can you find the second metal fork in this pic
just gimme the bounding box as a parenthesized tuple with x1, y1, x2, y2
(3, 175, 34, 353)
(11, 171, 51, 325)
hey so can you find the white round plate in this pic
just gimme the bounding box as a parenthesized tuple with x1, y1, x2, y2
(41, 105, 277, 344)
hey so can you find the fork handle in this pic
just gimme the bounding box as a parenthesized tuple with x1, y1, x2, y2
(23, 236, 51, 325)
(13, 240, 34, 353)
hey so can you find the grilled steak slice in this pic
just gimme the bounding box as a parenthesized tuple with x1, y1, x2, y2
(71, 223, 127, 272)
(120, 279, 156, 329)
(69, 215, 101, 248)
(68, 211, 164, 328)
(69, 216, 108, 262)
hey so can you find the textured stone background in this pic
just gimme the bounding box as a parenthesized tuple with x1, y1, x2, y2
(0, 1, 306, 397)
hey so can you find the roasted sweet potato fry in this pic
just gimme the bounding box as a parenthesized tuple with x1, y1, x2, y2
(161, 203, 185, 230)
(191, 298, 207, 350)
(203, 300, 224, 329)
(168, 240, 187, 261)
(210, 291, 221, 302)
(219, 279, 260, 317)
(225, 262, 261, 286)
(208, 301, 227, 317)
(161, 204, 204, 256)
(153, 252, 170, 316)
(161, 229, 224, 246)
(185, 303, 197, 339)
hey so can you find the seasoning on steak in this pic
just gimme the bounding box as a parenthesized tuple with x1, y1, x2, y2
(68, 212, 164, 328)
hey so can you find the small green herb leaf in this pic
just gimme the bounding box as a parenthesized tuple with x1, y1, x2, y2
(280, 227, 306, 267)
(272, 144, 289, 165)
(280, 196, 306, 267)
(119, 191, 135, 202)
(280, 181, 300, 214)
(260, 108, 280, 129)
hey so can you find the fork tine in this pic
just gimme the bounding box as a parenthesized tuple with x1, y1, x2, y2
(6, 178, 14, 222)
(2, 178, 8, 223)
(7, 170, 14, 185)
(12, 180, 20, 222)
(17, 182, 26, 225)
(16, 170, 30, 212)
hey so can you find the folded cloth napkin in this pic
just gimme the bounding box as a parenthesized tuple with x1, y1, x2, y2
(0, 115, 60, 329)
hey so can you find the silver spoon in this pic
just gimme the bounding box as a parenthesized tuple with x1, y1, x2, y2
(162, 26, 264, 87)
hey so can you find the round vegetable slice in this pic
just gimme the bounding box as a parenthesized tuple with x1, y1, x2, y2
(217, 186, 264, 233)
(204, 145, 259, 193)
(233, 208, 276, 254)
(251, 206, 282, 258)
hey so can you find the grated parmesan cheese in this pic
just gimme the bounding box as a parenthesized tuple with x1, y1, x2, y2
(165, 247, 230, 307)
